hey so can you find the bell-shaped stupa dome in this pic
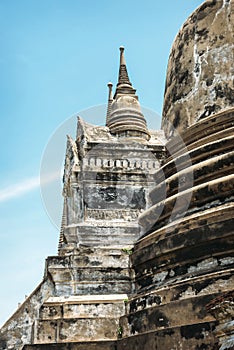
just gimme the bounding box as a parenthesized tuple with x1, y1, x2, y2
(162, 0, 234, 138)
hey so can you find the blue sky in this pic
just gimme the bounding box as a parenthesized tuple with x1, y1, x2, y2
(0, 0, 204, 326)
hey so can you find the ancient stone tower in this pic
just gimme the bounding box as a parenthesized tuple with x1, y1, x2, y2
(0, 1, 233, 349)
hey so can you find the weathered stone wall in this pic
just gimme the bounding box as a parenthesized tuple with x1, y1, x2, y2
(162, 0, 234, 138)
(0, 278, 55, 350)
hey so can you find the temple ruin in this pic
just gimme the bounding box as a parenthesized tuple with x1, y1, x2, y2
(0, 1, 233, 349)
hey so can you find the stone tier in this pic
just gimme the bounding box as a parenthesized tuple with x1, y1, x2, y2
(117, 322, 218, 350)
(165, 108, 234, 160)
(117, 270, 233, 346)
(127, 269, 234, 315)
(134, 204, 234, 294)
(46, 247, 133, 296)
(32, 295, 127, 344)
(75, 223, 141, 248)
(117, 269, 233, 348)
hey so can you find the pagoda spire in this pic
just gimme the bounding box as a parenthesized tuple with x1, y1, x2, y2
(106, 82, 113, 125)
(114, 46, 136, 98)
(117, 46, 132, 86)
(106, 46, 149, 140)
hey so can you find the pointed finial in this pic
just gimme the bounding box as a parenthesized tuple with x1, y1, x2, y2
(106, 82, 113, 125)
(119, 46, 126, 65)
(108, 82, 113, 100)
(114, 46, 135, 99)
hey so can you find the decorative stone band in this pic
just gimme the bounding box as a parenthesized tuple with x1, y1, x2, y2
(86, 209, 141, 221)
(43, 294, 129, 305)
(82, 156, 159, 171)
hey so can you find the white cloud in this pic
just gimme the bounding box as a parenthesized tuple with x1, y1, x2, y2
(0, 171, 61, 202)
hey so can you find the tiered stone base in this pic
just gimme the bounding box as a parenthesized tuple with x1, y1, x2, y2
(118, 109, 234, 349)
(0, 247, 131, 349)
(46, 247, 132, 295)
